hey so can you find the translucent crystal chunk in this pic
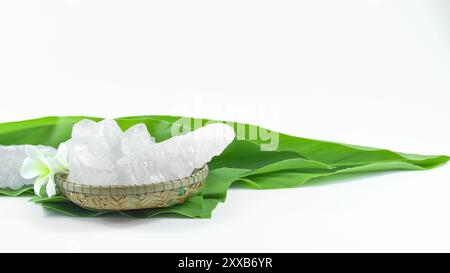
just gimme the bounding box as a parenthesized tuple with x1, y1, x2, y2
(121, 123, 155, 156)
(0, 145, 42, 190)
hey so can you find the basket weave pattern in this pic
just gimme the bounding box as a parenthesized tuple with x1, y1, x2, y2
(56, 165, 208, 211)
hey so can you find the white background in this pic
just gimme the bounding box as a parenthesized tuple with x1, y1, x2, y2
(0, 0, 449, 252)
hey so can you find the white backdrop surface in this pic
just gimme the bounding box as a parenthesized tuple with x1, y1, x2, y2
(0, 0, 449, 252)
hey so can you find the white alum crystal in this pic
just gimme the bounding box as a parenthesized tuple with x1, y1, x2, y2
(0, 145, 49, 190)
(67, 119, 120, 185)
(0, 145, 32, 190)
(121, 123, 155, 155)
(66, 119, 235, 186)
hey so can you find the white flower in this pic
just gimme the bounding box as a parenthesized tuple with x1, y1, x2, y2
(19, 143, 69, 197)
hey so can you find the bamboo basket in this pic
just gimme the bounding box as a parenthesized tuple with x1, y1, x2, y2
(55, 165, 208, 211)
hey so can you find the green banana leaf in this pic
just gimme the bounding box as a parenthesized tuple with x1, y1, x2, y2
(0, 115, 448, 218)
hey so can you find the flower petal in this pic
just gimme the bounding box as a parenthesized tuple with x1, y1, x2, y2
(37, 146, 57, 158)
(46, 175, 56, 197)
(38, 153, 52, 170)
(33, 175, 48, 196)
(25, 145, 43, 161)
(20, 158, 45, 179)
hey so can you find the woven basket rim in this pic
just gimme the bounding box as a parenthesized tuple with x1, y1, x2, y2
(56, 164, 208, 195)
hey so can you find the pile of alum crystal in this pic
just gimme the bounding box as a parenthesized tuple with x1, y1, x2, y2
(66, 119, 235, 185)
